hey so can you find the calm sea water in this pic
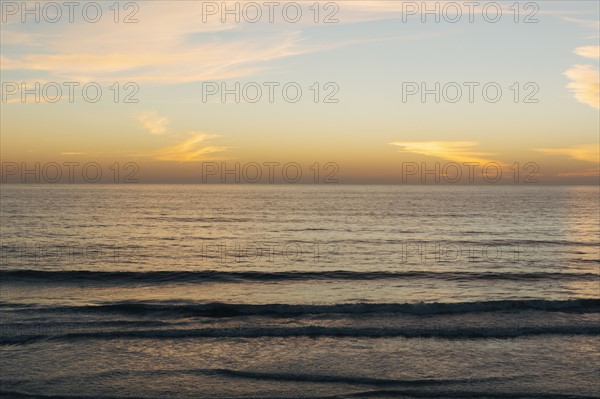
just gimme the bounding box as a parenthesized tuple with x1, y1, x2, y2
(1, 185, 599, 398)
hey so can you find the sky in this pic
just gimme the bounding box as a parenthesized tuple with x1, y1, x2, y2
(1, 0, 599, 184)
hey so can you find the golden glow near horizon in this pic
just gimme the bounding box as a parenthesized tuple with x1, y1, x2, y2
(1, 1, 599, 183)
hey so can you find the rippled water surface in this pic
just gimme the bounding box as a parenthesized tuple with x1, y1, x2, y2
(1, 185, 599, 398)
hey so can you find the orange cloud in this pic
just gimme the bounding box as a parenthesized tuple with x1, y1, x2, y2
(0, 2, 452, 84)
(389, 141, 497, 165)
(574, 46, 600, 60)
(138, 112, 169, 135)
(536, 144, 599, 163)
(155, 133, 228, 162)
(564, 65, 600, 109)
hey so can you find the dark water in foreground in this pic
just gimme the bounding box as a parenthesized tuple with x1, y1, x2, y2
(1, 185, 599, 398)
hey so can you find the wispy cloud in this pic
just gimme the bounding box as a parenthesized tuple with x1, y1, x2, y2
(0, 2, 447, 84)
(574, 46, 600, 60)
(155, 133, 228, 162)
(563, 17, 600, 30)
(0, 2, 303, 83)
(535, 144, 599, 163)
(338, 1, 550, 21)
(565, 16, 599, 109)
(1, 36, 300, 83)
(133, 112, 229, 161)
(564, 65, 600, 109)
(138, 112, 169, 135)
(389, 141, 497, 164)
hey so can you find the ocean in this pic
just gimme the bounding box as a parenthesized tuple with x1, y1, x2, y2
(1, 185, 599, 398)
